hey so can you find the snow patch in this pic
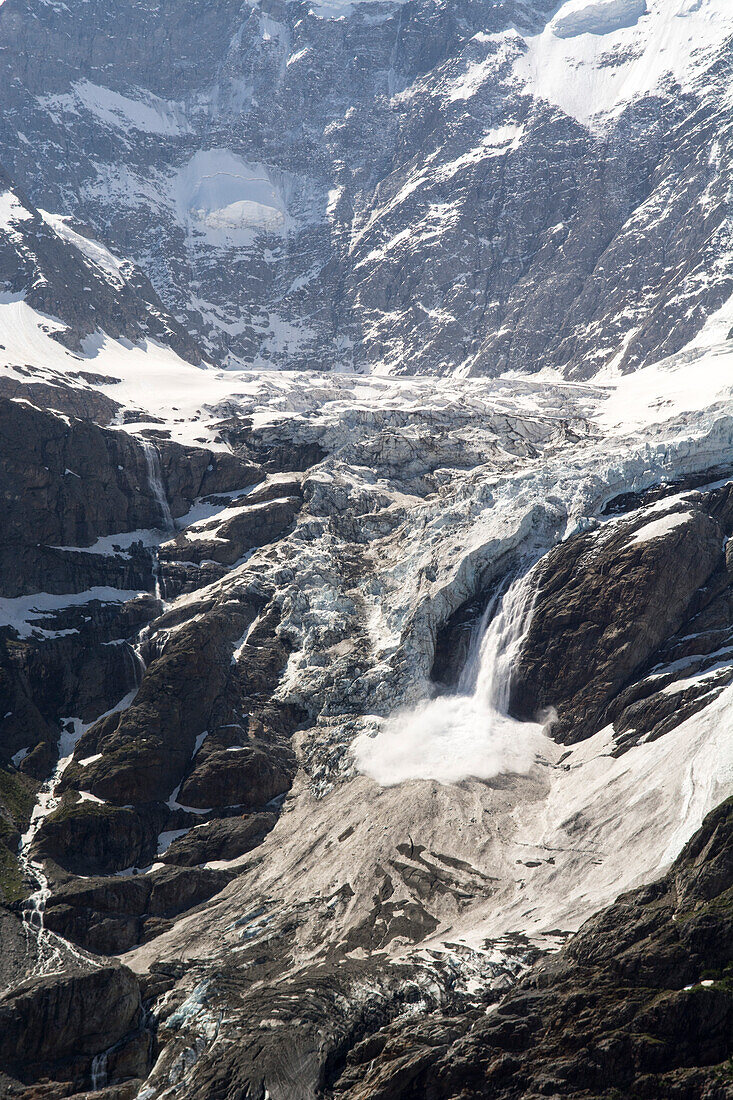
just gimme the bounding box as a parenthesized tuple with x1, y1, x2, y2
(41, 80, 191, 136)
(0, 588, 146, 640)
(551, 0, 647, 39)
(629, 511, 693, 545)
(595, 342, 733, 431)
(0, 190, 32, 230)
(514, 0, 733, 129)
(39, 211, 128, 286)
(175, 150, 291, 247)
(157, 829, 190, 856)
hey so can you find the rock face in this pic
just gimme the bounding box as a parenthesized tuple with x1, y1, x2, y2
(0, 962, 142, 1069)
(58, 596, 298, 812)
(43, 865, 236, 955)
(0, 0, 731, 376)
(160, 492, 302, 568)
(510, 496, 733, 742)
(0, 168, 203, 363)
(0, 394, 262, 596)
(32, 796, 168, 877)
(158, 812, 277, 866)
(0, 903, 147, 1094)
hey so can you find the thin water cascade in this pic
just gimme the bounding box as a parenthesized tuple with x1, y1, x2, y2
(354, 565, 549, 785)
(141, 439, 175, 532)
(16, 720, 88, 978)
(91, 1051, 108, 1090)
(127, 640, 147, 688)
(140, 440, 175, 600)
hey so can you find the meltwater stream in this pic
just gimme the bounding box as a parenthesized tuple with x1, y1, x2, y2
(15, 720, 99, 982)
(355, 566, 549, 785)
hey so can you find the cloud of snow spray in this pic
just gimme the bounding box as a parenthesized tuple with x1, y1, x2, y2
(354, 566, 551, 785)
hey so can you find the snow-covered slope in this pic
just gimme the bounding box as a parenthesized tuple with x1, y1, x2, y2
(0, 169, 204, 367)
(518, 0, 733, 126)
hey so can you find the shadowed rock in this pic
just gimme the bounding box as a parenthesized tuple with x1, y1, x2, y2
(510, 505, 726, 742)
(159, 812, 277, 866)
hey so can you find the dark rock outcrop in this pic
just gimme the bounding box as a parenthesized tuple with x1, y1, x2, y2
(177, 737, 293, 811)
(59, 598, 266, 805)
(0, 963, 141, 1068)
(0, 770, 36, 903)
(31, 794, 168, 877)
(44, 864, 235, 954)
(159, 812, 277, 867)
(159, 493, 302, 568)
(510, 503, 727, 742)
(0, 395, 263, 598)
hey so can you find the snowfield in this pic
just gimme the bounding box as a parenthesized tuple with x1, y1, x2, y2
(515, 0, 733, 128)
(551, 0, 648, 39)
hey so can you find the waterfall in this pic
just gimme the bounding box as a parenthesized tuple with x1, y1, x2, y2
(127, 641, 146, 689)
(354, 565, 548, 786)
(91, 1051, 108, 1090)
(141, 440, 174, 532)
(458, 569, 537, 710)
(141, 440, 174, 601)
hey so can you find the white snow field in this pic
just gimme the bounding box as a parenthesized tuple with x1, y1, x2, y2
(41, 79, 191, 137)
(514, 0, 733, 128)
(551, 0, 648, 39)
(175, 150, 292, 247)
